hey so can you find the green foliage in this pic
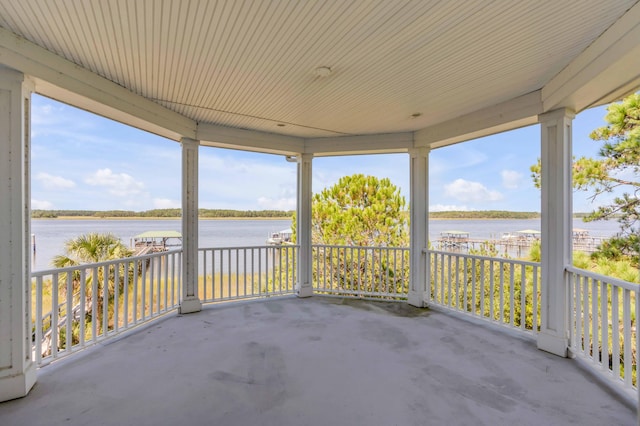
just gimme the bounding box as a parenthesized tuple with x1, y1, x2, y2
(531, 93, 640, 260)
(305, 174, 408, 247)
(528, 240, 541, 263)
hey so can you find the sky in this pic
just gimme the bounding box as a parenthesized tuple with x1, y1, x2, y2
(31, 94, 618, 213)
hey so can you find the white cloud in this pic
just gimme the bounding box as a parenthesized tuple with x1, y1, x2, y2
(501, 170, 523, 189)
(34, 172, 76, 189)
(257, 196, 296, 210)
(430, 204, 472, 212)
(153, 198, 180, 209)
(32, 199, 54, 209)
(85, 168, 145, 197)
(444, 179, 503, 202)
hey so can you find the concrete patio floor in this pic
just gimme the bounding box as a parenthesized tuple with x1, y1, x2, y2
(0, 296, 635, 426)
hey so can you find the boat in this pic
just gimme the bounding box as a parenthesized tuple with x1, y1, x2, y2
(266, 229, 293, 245)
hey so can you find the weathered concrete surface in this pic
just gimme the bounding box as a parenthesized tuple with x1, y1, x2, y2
(0, 296, 635, 426)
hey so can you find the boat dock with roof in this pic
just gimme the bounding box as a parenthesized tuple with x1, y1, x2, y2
(131, 230, 182, 255)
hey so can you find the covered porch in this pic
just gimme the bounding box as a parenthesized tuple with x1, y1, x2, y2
(0, 296, 635, 425)
(1, 1, 640, 424)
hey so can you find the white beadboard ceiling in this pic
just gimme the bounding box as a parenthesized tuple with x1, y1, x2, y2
(0, 0, 638, 139)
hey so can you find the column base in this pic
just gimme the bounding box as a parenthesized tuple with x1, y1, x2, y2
(296, 283, 313, 298)
(0, 362, 36, 403)
(179, 297, 202, 314)
(408, 291, 426, 308)
(537, 331, 568, 357)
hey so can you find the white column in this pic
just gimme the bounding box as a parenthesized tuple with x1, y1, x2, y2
(296, 153, 313, 297)
(537, 108, 574, 357)
(408, 147, 430, 307)
(179, 138, 202, 314)
(0, 66, 37, 402)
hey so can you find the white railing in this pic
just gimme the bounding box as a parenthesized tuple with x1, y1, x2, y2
(199, 245, 298, 303)
(567, 265, 639, 393)
(313, 245, 410, 299)
(31, 250, 182, 366)
(428, 250, 541, 334)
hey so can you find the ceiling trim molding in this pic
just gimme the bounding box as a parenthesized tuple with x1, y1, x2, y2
(414, 91, 542, 149)
(0, 27, 196, 141)
(304, 133, 414, 156)
(542, 2, 640, 111)
(197, 123, 304, 155)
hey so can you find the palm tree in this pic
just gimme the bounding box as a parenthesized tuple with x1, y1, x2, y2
(51, 233, 133, 339)
(52, 232, 132, 267)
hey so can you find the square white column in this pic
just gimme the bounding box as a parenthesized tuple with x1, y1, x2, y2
(296, 154, 313, 297)
(408, 147, 430, 307)
(179, 138, 202, 313)
(0, 66, 37, 401)
(537, 108, 574, 357)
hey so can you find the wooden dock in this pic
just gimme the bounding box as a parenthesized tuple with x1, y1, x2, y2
(434, 229, 606, 257)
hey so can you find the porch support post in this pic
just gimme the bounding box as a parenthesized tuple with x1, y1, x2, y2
(408, 147, 430, 307)
(0, 66, 37, 401)
(296, 153, 313, 297)
(179, 137, 201, 314)
(537, 108, 574, 357)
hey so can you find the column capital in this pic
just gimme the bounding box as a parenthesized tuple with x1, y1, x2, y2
(408, 146, 431, 157)
(180, 137, 199, 149)
(539, 108, 575, 123)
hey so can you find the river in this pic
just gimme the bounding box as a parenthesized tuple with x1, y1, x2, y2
(30, 217, 621, 271)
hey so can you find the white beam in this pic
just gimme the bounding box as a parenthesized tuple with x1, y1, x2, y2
(305, 132, 414, 156)
(0, 27, 196, 141)
(408, 148, 430, 308)
(537, 108, 574, 357)
(296, 154, 314, 298)
(179, 138, 202, 314)
(198, 123, 304, 155)
(414, 91, 542, 149)
(0, 66, 37, 402)
(542, 2, 640, 111)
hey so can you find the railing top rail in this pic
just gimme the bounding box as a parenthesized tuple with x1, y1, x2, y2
(31, 249, 182, 277)
(566, 265, 639, 292)
(199, 244, 299, 251)
(425, 248, 540, 267)
(313, 244, 409, 250)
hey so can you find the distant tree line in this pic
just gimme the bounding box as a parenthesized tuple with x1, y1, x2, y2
(31, 209, 294, 219)
(429, 210, 540, 219)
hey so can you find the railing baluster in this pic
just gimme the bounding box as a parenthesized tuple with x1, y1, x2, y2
(611, 285, 620, 381)
(480, 258, 485, 318)
(600, 280, 608, 371)
(463, 255, 468, 312)
(532, 265, 538, 332)
(520, 264, 526, 330)
(65, 271, 73, 352)
(35, 276, 43, 364)
(471, 258, 477, 315)
(509, 263, 515, 327)
(91, 266, 98, 339)
(447, 254, 452, 307)
(623, 289, 631, 387)
(499, 262, 505, 324)
(51, 272, 59, 359)
(591, 277, 599, 364)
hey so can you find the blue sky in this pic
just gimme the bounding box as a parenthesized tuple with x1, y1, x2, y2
(31, 94, 615, 213)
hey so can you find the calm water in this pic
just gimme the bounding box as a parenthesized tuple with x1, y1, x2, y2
(31, 218, 620, 271)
